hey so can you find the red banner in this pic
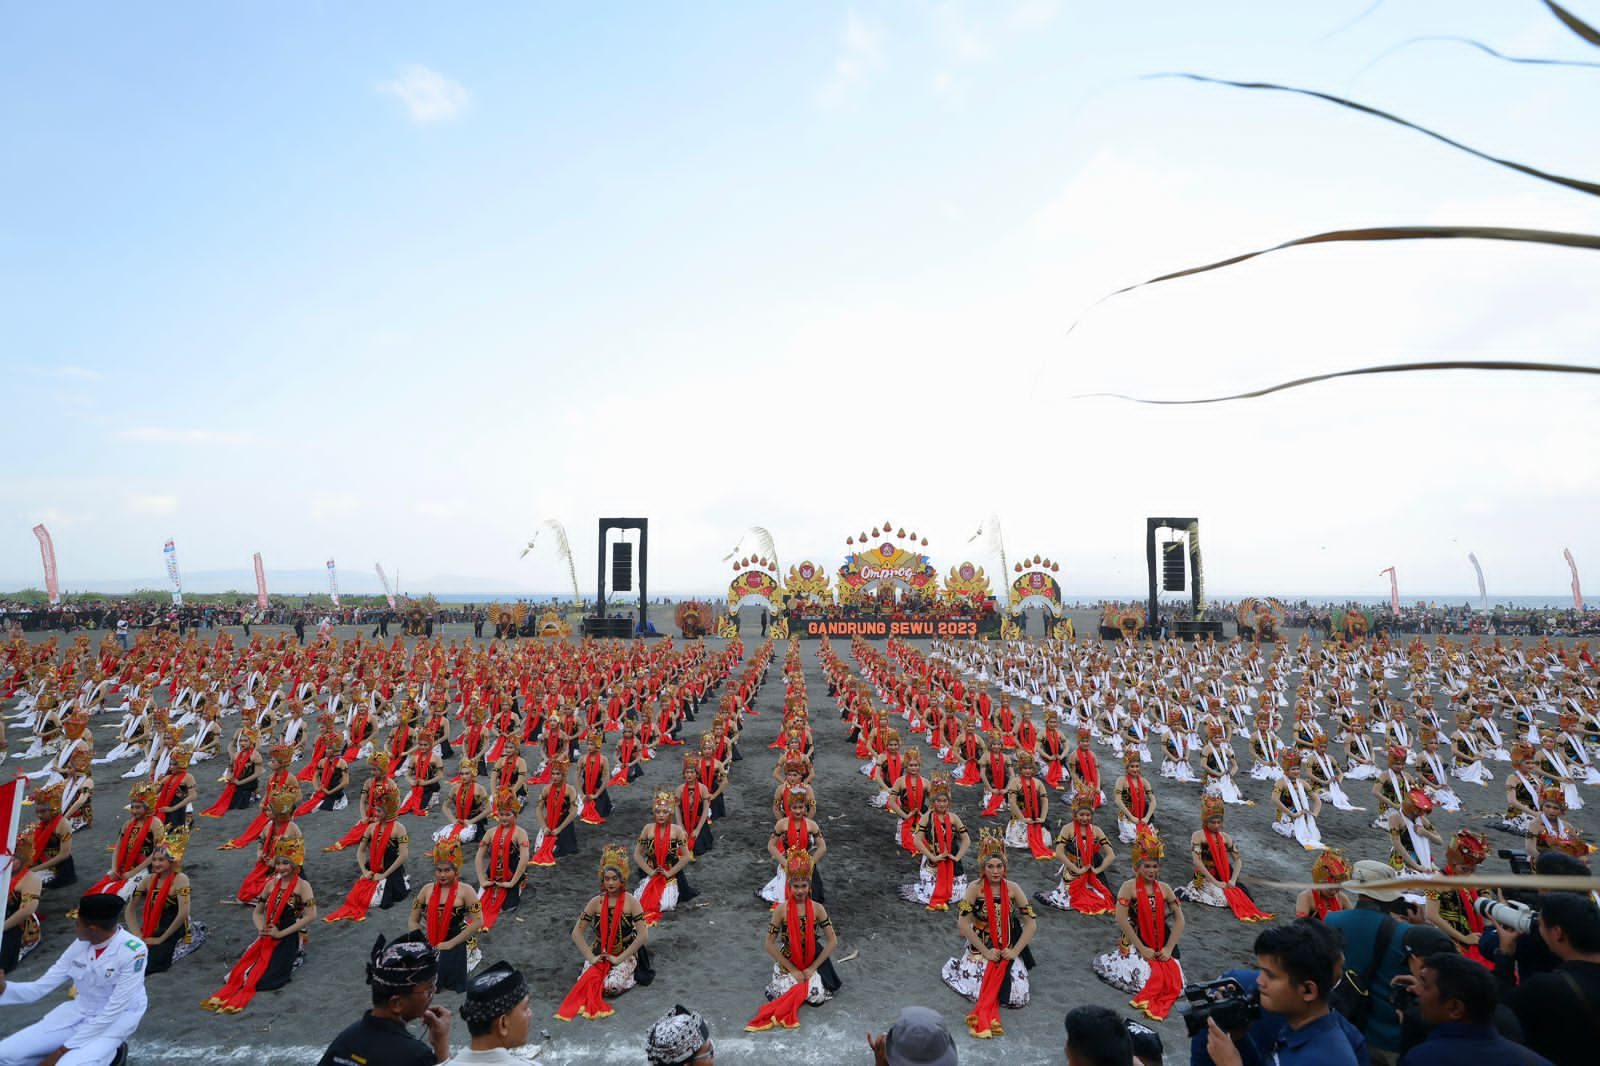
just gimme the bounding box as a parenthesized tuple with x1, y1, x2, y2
(32, 524, 59, 605)
(253, 552, 268, 610)
(0, 775, 26, 930)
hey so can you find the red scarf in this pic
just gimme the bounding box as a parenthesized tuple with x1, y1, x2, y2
(426, 880, 460, 946)
(113, 816, 157, 876)
(204, 873, 300, 1012)
(681, 782, 703, 836)
(158, 771, 187, 812)
(140, 871, 178, 939)
(1129, 877, 1184, 1020)
(553, 893, 624, 1021)
(1204, 829, 1273, 922)
(966, 879, 1012, 1038)
(927, 813, 956, 910)
(639, 823, 675, 925)
(1125, 775, 1148, 819)
(1076, 748, 1099, 790)
(479, 825, 520, 930)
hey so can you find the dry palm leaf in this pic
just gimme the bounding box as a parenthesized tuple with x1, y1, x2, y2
(1358, 35, 1600, 73)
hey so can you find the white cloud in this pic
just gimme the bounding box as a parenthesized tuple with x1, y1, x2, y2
(817, 12, 885, 108)
(378, 64, 471, 123)
(311, 492, 363, 521)
(116, 427, 257, 445)
(125, 494, 178, 516)
(54, 365, 103, 382)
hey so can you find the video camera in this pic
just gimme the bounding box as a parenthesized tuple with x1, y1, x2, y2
(1498, 848, 1534, 877)
(1175, 977, 1261, 1038)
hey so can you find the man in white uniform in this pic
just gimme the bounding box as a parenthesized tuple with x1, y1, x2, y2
(0, 893, 147, 1066)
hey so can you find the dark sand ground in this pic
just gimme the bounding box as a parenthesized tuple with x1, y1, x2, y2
(4, 613, 1595, 1064)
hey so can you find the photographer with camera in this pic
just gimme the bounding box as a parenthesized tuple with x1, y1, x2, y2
(1325, 860, 1413, 1065)
(1391, 925, 1524, 1056)
(1484, 849, 1588, 992)
(1502, 891, 1600, 1066)
(1198, 921, 1360, 1066)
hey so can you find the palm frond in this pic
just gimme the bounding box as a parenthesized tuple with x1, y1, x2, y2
(1545, 0, 1600, 48)
(1358, 35, 1600, 74)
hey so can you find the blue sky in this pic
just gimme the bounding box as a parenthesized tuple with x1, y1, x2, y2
(3, 1, 1597, 597)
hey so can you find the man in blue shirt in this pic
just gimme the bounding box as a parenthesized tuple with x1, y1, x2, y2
(1400, 952, 1551, 1066)
(1206, 921, 1360, 1066)
(1325, 861, 1410, 1063)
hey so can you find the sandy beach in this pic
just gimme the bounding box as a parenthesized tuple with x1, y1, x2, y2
(4, 615, 1596, 1065)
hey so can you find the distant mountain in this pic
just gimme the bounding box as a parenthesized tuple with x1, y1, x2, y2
(3, 569, 546, 596)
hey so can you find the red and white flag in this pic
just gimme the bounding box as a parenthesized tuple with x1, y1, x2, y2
(0, 775, 27, 931)
(1379, 567, 1399, 616)
(32, 524, 60, 605)
(253, 553, 269, 610)
(375, 563, 396, 609)
(1566, 549, 1584, 612)
(327, 559, 341, 607)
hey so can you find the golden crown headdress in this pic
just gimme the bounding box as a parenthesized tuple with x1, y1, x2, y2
(652, 789, 675, 814)
(267, 782, 300, 817)
(273, 835, 306, 866)
(1200, 793, 1225, 822)
(1070, 788, 1098, 813)
(160, 826, 192, 864)
(431, 837, 464, 868)
(372, 780, 401, 818)
(598, 842, 630, 883)
(929, 773, 952, 800)
(493, 787, 522, 815)
(129, 781, 160, 809)
(1130, 825, 1165, 865)
(975, 828, 1008, 867)
(784, 845, 814, 880)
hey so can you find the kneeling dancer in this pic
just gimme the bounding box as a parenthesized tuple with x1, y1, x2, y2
(941, 829, 1037, 1038)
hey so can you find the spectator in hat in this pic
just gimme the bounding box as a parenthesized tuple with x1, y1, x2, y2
(318, 932, 453, 1066)
(1324, 859, 1412, 1065)
(1064, 1004, 1131, 1066)
(445, 961, 531, 1066)
(645, 1004, 713, 1065)
(868, 1006, 958, 1066)
(0, 892, 147, 1066)
(1402, 952, 1552, 1066)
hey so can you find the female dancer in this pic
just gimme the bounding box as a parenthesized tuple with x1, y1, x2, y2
(941, 830, 1037, 1038)
(554, 845, 653, 1021)
(124, 830, 207, 974)
(1092, 826, 1185, 1022)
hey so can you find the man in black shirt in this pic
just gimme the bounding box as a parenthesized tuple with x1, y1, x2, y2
(319, 932, 453, 1066)
(1505, 891, 1600, 1066)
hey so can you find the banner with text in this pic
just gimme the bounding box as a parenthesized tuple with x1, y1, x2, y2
(793, 615, 982, 639)
(375, 563, 396, 609)
(327, 559, 341, 607)
(163, 539, 183, 606)
(253, 553, 268, 610)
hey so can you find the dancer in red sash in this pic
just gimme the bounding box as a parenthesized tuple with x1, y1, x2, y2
(746, 846, 841, 1032)
(156, 748, 197, 828)
(475, 788, 531, 930)
(201, 836, 317, 1013)
(325, 751, 394, 852)
(227, 783, 303, 904)
(218, 743, 298, 848)
(84, 781, 165, 899)
(1037, 711, 1069, 789)
(677, 755, 714, 855)
(759, 790, 827, 904)
(408, 837, 483, 992)
(123, 829, 207, 973)
(554, 844, 652, 1022)
(1002, 752, 1055, 860)
(886, 747, 928, 854)
(770, 753, 816, 821)
(1037, 788, 1117, 915)
(322, 781, 409, 922)
(1176, 794, 1274, 923)
(1, 831, 44, 972)
(1093, 826, 1186, 1021)
(577, 733, 613, 825)
(977, 732, 1010, 817)
(433, 759, 490, 844)
(900, 774, 970, 910)
(941, 829, 1037, 1038)
(530, 756, 580, 867)
(1294, 848, 1353, 919)
(633, 790, 695, 925)
(1113, 748, 1156, 843)
(1426, 829, 1494, 966)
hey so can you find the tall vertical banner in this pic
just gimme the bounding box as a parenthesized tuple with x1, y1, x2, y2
(163, 539, 184, 606)
(1565, 549, 1584, 612)
(1467, 552, 1487, 611)
(0, 775, 27, 933)
(253, 552, 268, 610)
(1379, 567, 1399, 616)
(327, 559, 341, 607)
(31, 524, 60, 605)
(374, 563, 396, 609)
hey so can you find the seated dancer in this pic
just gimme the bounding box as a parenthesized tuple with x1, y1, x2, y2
(1536, 731, 1586, 811)
(746, 846, 841, 1032)
(941, 829, 1037, 1038)
(26, 783, 76, 889)
(554, 845, 652, 1022)
(396, 729, 445, 815)
(198, 728, 264, 817)
(295, 734, 349, 815)
(885, 746, 928, 854)
(155, 748, 196, 829)
(1113, 749, 1156, 844)
(1158, 708, 1198, 783)
(609, 719, 645, 785)
(530, 756, 580, 867)
(408, 838, 483, 993)
(1093, 826, 1185, 1022)
(1526, 784, 1590, 860)
(696, 732, 730, 820)
(866, 728, 905, 809)
(1, 831, 44, 972)
(1371, 743, 1415, 828)
(1342, 713, 1380, 780)
(201, 836, 317, 1013)
(577, 733, 613, 826)
(1247, 709, 1285, 782)
(433, 759, 490, 843)
(124, 830, 207, 974)
(634, 790, 696, 926)
(1002, 751, 1055, 861)
(226, 783, 303, 904)
(219, 743, 299, 848)
(771, 753, 816, 821)
(1037, 711, 1069, 789)
(1174, 794, 1273, 923)
(323, 781, 409, 922)
(1293, 848, 1354, 919)
(760, 790, 827, 905)
(84, 782, 165, 899)
(1196, 722, 1247, 805)
(475, 788, 531, 930)
(1412, 726, 1462, 812)
(1270, 751, 1324, 850)
(1036, 787, 1116, 915)
(1426, 829, 1493, 964)
(1388, 789, 1442, 874)
(900, 774, 971, 911)
(326, 752, 397, 852)
(59, 749, 95, 830)
(676, 756, 715, 857)
(1449, 708, 1494, 786)
(1495, 740, 1542, 833)
(977, 732, 1010, 818)
(1304, 733, 1364, 811)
